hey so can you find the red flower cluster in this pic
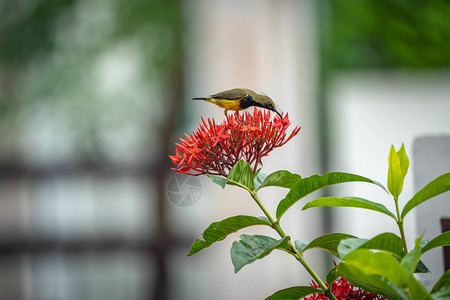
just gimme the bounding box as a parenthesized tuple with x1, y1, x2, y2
(306, 277, 386, 300)
(170, 108, 300, 176)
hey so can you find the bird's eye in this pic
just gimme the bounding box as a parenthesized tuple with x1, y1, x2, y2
(268, 103, 273, 108)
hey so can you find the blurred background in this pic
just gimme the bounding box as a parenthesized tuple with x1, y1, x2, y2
(0, 0, 449, 299)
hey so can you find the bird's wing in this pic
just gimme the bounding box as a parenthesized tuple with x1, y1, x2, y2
(211, 89, 249, 100)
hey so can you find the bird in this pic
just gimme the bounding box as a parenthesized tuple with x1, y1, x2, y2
(192, 88, 283, 118)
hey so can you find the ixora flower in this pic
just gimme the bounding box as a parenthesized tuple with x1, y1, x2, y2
(306, 277, 387, 300)
(170, 107, 300, 176)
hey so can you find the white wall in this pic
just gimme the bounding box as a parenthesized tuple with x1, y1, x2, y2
(413, 136, 450, 289)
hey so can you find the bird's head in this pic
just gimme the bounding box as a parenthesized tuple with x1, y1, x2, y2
(254, 95, 283, 118)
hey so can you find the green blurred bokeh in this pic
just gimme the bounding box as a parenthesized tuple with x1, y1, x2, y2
(324, 0, 450, 70)
(0, 0, 184, 161)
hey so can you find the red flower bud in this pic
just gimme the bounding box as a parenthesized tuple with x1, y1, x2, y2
(305, 276, 387, 300)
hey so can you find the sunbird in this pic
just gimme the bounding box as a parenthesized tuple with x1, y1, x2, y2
(192, 88, 282, 117)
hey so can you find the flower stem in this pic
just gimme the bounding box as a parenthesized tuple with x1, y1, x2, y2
(250, 191, 337, 300)
(394, 196, 408, 253)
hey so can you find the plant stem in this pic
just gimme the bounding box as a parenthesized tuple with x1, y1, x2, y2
(394, 196, 408, 253)
(250, 191, 337, 300)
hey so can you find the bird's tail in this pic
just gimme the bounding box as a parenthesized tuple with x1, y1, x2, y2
(192, 97, 209, 101)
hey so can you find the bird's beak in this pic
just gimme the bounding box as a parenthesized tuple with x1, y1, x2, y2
(272, 105, 283, 118)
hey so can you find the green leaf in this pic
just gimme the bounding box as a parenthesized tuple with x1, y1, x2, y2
(358, 232, 406, 258)
(231, 234, 290, 273)
(388, 145, 404, 198)
(294, 240, 309, 253)
(302, 196, 397, 220)
(326, 268, 339, 287)
(296, 233, 356, 256)
(337, 238, 367, 259)
(337, 249, 409, 299)
(338, 248, 432, 299)
(254, 171, 267, 191)
(337, 233, 405, 259)
(337, 234, 430, 273)
(406, 275, 432, 299)
(415, 260, 431, 274)
(401, 172, 450, 219)
(422, 231, 450, 253)
(187, 216, 271, 256)
(227, 160, 255, 191)
(257, 170, 302, 191)
(276, 172, 388, 220)
(431, 286, 450, 299)
(397, 143, 410, 179)
(431, 269, 450, 294)
(265, 286, 323, 300)
(401, 238, 421, 277)
(206, 174, 227, 189)
(207, 165, 302, 192)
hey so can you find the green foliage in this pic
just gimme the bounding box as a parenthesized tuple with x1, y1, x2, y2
(337, 249, 428, 299)
(208, 160, 257, 191)
(401, 172, 450, 219)
(227, 160, 255, 191)
(207, 160, 302, 193)
(336, 232, 429, 274)
(431, 269, 450, 295)
(337, 233, 405, 259)
(206, 174, 228, 189)
(388, 144, 409, 199)
(256, 170, 302, 191)
(400, 238, 422, 277)
(325, 1, 450, 70)
(295, 233, 356, 256)
(0, 0, 185, 156)
(265, 286, 323, 300)
(303, 196, 396, 219)
(387, 146, 402, 198)
(432, 287, 450, 299)
(276, 172, 387, 220)
(191, 144, 449, 299)
(326, 268, 339, 287)
(187, 215, 271, 256)
(421, 231, 450, 253)
(0, 0, 76, 65)
(230, 235, 290, 273)
(254, 171, 268, 191)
